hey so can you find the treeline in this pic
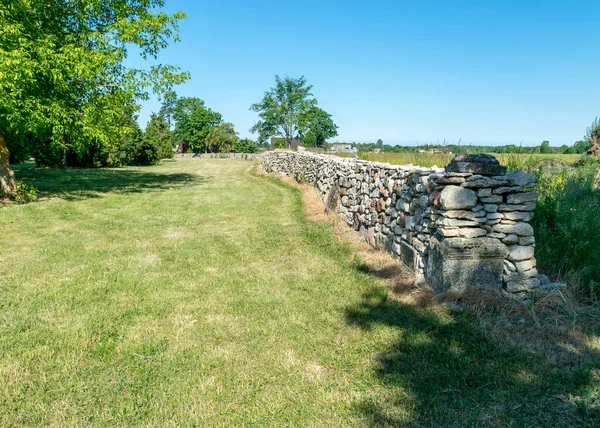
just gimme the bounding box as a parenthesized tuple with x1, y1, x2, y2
(6, 93, 263, 168)
(162, 94, 264, 155)
(342, 120, 600, 155)
(345, 140, 591, 155)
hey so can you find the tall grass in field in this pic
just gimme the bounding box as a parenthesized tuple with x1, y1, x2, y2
(532, 163, 600, 298)
(335, 152, 583, 168)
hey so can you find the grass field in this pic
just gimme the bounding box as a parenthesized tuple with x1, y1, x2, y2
(336, 152, 584, 168)
(1, 158, 599, 426)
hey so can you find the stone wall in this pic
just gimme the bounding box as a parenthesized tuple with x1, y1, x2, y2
(176, 153, 263, 161)
(262, 151, 551, 297)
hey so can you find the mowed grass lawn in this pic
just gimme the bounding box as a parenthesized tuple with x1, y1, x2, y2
(1, 158, 598, 426)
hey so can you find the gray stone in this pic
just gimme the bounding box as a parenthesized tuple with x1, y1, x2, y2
(492, 222, 534, 236)
(503, 211, 534, 222)
(502, 234, 518, 244)
(445, 154, 507, 176)
(493, 186, 524, 194)
(506, 277, 540, 292)
(477, 188, 492, 197)
(440, 218, 481, 227)
(480, 195, 503, 203)
(483, 204, 498, 213)
(438, 227, 460, 237)
(515, 258, 536, 273)
(505, 170, 536, 187)
(504, 260, 517, 274)
(518, 236, 535, 246)
(427, 237, 510, 293)
(439, 186, 478, 210)
(486, 212, 504, 220)
(507, 244, 535, 261)
(498, 202, 536, 212)
(462, 178, 509, 188)
(457, 228, 488, 238)
(488, 232, 506, 239)
(506, 192, 538, 204)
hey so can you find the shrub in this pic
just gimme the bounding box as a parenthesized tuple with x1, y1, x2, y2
(234, 138, 257, 153)
(1, 181, 38, 203)
(532, 164, 600, 299)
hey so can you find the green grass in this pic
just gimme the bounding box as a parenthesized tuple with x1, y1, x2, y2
(1, 158, 598, 426)
(336, 152, 584, 168)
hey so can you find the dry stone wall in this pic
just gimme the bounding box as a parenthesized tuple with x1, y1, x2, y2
(262, 151, 552, 298)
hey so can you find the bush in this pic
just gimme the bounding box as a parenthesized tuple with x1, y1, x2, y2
(234, 138, 257, 153)
(1, 181, 38, 203)
(532, 164, 600, 299)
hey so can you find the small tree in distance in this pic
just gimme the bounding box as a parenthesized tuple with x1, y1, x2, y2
(250, 75, 317, 148)
(205, 122, 238, 153)
(303, 107, 338, 148)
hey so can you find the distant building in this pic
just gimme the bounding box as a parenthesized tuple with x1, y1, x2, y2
(177, 141, 189, 154)
(329, 143, 358, 154)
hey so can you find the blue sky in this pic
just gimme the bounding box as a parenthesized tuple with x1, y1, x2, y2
(130, 0, 600, 146)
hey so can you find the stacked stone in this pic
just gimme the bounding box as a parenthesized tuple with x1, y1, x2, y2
(261, 150, 551, 297)
(428, 154, 545, 294)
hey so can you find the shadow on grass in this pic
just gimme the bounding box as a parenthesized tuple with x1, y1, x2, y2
(13, 163, 205, 201)
(346, 287, 600, 427)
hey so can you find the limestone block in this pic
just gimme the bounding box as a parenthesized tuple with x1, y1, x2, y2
(507, 244, 535, 261)
(492, 222, 534, 236)
(506, 192, 538, 204)
(438, 186, 478, 210)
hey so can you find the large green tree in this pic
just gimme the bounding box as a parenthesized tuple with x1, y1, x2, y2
(302, 107, 338, 148)
(250, 75, 317, 148)
(173, 97, 222, 152)
(0, 0, 189, 197)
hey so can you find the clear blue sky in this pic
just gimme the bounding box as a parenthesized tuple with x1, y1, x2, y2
(130, 0, 600, 146)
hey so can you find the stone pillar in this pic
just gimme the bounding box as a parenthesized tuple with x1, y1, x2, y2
(427, 236, 509, 293)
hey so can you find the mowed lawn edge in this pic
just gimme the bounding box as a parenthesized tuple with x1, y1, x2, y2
(0, 158, 598, 426)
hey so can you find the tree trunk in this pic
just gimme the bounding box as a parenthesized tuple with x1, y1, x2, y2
(0, 128, 17, 197)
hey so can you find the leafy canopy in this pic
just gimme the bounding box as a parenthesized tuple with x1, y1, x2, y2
(145, 113, 174, 160)
(302, 107, 338, 148)
(173, 97, 222, 151)
(0, 0, 189, 153)
(250, 75, 317, 144)
(205, 123, 238, 153)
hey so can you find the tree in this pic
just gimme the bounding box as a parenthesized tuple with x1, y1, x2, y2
(0, 0, 189, 197)
(586, 117, 600, 156)
(540, 140, 553, 154)
(145, 113, 175, 160)
(250, 75, 317, 148)
(205, 123, 238, 153)
(159, 91, 178, 129)
(376, 139, 384, 149)
(173, 98, 222, 152)
(302, 107, 338, 148)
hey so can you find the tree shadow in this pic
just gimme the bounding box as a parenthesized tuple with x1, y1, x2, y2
(345, 287, 600, 427)
(13, 164, 205, 201)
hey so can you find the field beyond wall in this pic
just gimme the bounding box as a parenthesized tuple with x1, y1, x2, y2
(1, 158, 598, 426)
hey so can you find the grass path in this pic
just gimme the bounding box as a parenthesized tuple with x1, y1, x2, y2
(1, 158, 598, 426)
